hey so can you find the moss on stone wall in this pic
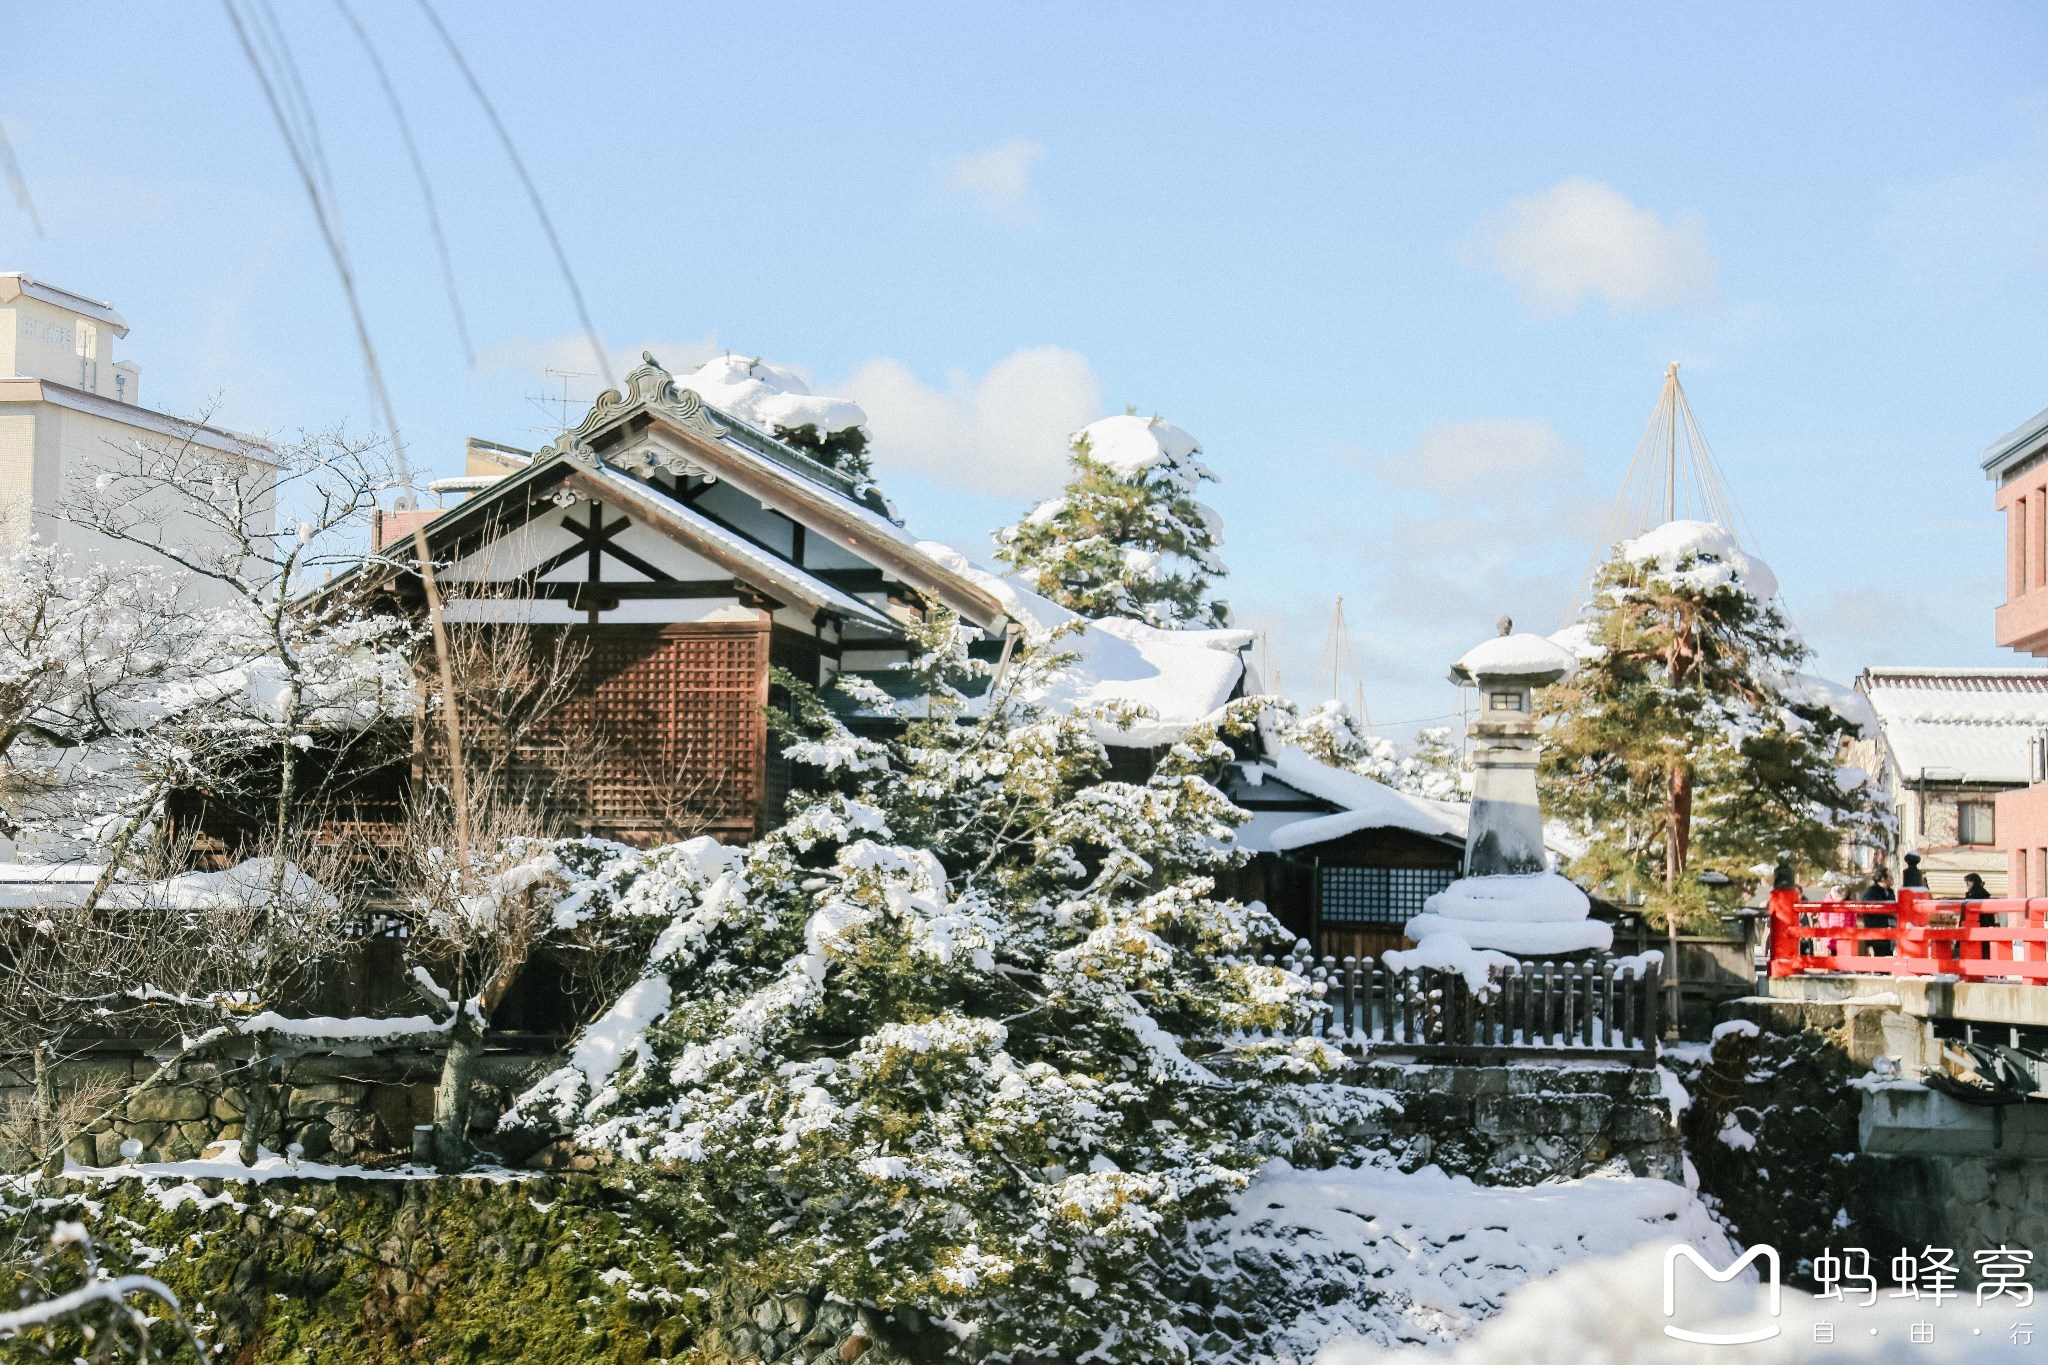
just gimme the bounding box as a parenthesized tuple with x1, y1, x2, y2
(6, 1173, 707, 1362)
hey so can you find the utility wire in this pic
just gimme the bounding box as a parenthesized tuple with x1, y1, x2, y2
(0, 119, 43, 237)
(333, 0, 476, 367)
(413, 0, 616, 389)
(220, 0, 473, 875)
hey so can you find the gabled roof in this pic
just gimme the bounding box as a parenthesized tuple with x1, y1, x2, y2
(1857, 666, 2048, 784)
(356, 354, 1012, 632)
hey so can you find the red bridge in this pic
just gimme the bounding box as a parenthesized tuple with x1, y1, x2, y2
(1767, 887, 2048, 981)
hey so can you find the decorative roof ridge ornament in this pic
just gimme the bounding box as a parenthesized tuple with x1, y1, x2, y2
(529, 352, 730, 467)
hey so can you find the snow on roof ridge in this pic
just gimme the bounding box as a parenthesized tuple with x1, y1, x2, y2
(1262, 746, 1465, 846)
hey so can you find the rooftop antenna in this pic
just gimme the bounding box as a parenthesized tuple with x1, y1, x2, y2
(524, 368, 595, 439)
(1565, 363, 1761, 624)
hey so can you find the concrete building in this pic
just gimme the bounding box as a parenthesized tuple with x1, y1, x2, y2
(1850, 667, 2048, 895)
(1981, 406, 2048, 894)
(0, 273, 266, 558)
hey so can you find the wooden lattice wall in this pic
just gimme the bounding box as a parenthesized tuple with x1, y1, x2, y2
(552, 621, 771, 845)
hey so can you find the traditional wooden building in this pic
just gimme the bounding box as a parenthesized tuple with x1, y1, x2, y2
(354, 353, 1017, 844)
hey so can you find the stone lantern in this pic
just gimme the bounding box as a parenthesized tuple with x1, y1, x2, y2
(1400, 617, 1612, 957)
(1448, 616, 1577, 879)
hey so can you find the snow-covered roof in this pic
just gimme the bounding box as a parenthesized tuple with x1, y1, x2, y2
(1257, 746, 1467, 849)
(913, 541, 1251, 747)
(1451, 631, 1578, 683)
(674, 355, 866, 437)
(1857, 667, 2048, 784)
(1619, 520, 1778, 600)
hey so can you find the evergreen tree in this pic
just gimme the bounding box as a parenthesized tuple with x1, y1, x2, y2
(506, 616, 1349, 1362)
(996, 414, 1228, 628)
(1539, 521, 1877, 913)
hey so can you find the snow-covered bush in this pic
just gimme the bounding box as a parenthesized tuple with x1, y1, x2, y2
(507, 614, 1336, 1362)
(996, 414, 1228, 629)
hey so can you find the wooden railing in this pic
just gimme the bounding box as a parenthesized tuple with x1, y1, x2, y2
(1248, 948, 1662, 1061)
(1767, 887, 2048, 981)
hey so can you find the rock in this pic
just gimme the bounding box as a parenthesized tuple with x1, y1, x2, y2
(127, 1088, 206, 1124)
(525, 1140, 599, 1172)
(754, 1297, 784, 1331)
(92, 1130, 125, 1166)
(839, 1335, 871, 1362)
(212, 1091, 246, 1122)
(782, 1296, 813, 1335)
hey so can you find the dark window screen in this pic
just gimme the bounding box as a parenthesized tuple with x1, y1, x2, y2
(1318, 865, 1456, 925)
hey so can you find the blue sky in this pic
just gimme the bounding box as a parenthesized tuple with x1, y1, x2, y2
(8, 3, 2047, 735)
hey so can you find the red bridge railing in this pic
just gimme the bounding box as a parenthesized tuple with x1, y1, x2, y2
(1767, 887, 2048, 981)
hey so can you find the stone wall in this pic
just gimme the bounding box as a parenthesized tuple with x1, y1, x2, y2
(0, 1045, 543, 1168)
(1343, 1058, 1680, 1184)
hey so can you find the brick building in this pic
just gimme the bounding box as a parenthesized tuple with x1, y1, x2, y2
(1979, 407, 2048, 894)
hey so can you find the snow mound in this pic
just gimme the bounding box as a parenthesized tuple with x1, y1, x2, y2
(1345, 1238, 2022, 1364)
(1620, 519, 1778, 600)
(1071, 413, 1211, 479)
(1420, 871, 1590, 922)
(674, 354, 867, 437)
(1381, 934, 1516, 995)
(1406, 874, 1609, 954)
(1189, 1159, 1730, 1361)
(915, 540, 1250, 746)
(1451, 632, 1578, 681)
(1402, 914, 1614, 956)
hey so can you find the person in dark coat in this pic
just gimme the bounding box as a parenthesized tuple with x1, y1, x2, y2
(1963, 873, 1991, 901)
(1860, 867, 1896, 956)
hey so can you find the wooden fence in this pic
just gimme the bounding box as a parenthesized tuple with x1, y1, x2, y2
(1246, 948, 1662, 1061)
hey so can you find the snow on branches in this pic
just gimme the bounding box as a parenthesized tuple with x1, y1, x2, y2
(996, 414, 1229, 630)
(506, 615, 1336, 1362)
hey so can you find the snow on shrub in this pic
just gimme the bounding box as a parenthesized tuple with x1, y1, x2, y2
(508, 614, 1337, 1362)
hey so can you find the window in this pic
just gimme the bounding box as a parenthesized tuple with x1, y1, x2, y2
(1319, 865, 1456, 925)
(1959, 800, 1995, 847)
(1487, 689, 1525, 712)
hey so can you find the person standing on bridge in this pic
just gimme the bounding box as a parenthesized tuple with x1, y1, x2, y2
(1860, 866, 1896, 957)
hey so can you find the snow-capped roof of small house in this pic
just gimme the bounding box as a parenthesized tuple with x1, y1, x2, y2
(1857, 667, 2048, 784)
(1257, 746, 1467, 850)
(915, 541, 1252, 747)
(1450, 631, 1578, 684)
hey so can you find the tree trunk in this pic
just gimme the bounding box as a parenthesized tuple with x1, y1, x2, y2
(434, 1004, 483, 1171)
(33, 1039, 62, 1177)
(239, 1036, 271, 1167)
(1665, 763, 1694, 889)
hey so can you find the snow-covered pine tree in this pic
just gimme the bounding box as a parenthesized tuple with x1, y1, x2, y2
(506, 615, 1346, 1362)
(1539, 521, 1876, 911)
(996, 414, 1227, 628)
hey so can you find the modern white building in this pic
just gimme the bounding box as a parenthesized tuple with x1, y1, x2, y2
(0, 273, 268, 557)
(1851, 666, 2048, 895)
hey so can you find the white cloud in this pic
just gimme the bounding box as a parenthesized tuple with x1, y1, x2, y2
(842, 346, 1102, 500)
(1377, 418, 1579, 501)
(934, 136, 1048, 228)
(1462, 177, 1716, 315)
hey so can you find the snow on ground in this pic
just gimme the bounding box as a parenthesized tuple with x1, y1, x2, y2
(1189, 1158, 1729, 1362)
(1337, 1238, 2037, 1363)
